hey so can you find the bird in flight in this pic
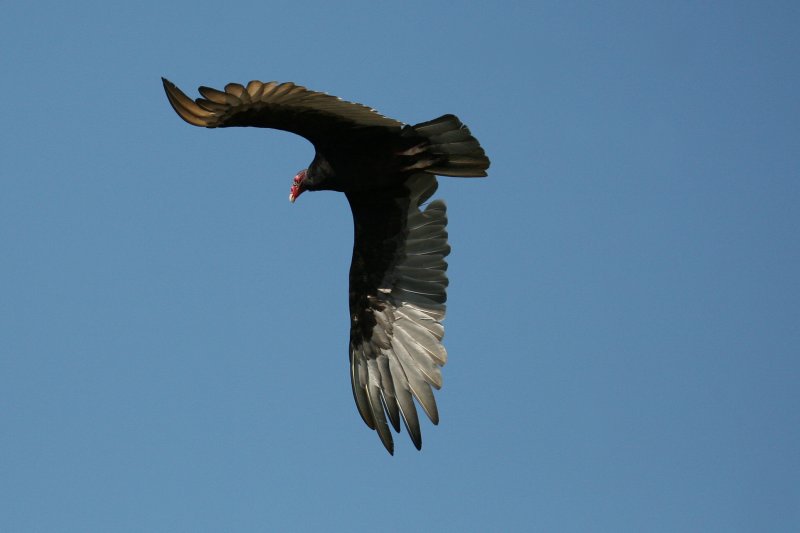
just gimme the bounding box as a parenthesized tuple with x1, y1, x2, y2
(162, 78, 490, 454)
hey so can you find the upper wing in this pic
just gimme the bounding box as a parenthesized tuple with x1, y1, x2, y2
(162, 78, 404, 146)
(347, 174, 450, 454)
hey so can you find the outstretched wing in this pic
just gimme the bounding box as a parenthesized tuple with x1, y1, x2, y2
(347, 174, 450, 454)
(162, 78, 404, 146)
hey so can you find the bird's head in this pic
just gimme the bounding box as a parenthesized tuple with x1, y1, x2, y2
(289, 169, 307, 203)
(290, 154, 338, 202)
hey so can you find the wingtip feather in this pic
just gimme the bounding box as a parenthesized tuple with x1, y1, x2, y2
(162, 78, 214, 127)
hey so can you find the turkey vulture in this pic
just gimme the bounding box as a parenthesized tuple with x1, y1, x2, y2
(161, 78, 490, 454)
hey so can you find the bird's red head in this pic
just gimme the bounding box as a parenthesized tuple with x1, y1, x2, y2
(289, 169, 307, 203)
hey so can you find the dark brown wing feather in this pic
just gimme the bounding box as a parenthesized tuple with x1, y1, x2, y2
(162, 78, 404, 146)
(347, 174, 449, 454)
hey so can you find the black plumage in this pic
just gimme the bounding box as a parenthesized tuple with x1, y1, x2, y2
(162, 78, 490, 454)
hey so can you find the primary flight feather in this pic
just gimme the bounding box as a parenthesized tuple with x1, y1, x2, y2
(162, 77, 490, 454)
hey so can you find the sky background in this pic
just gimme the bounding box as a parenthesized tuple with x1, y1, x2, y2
(2, 1, 799, 532)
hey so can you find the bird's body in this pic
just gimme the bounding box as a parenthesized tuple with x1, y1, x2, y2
(162, 78, 489, 454)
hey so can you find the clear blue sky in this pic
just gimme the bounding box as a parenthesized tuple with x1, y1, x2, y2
(2, 1, 798, 532)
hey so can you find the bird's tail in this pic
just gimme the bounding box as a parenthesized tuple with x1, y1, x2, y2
(405, 114, 490, 177)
